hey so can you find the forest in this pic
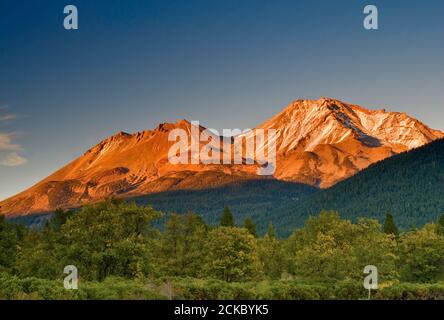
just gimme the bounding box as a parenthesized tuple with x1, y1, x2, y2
(1, 199, 443, 300)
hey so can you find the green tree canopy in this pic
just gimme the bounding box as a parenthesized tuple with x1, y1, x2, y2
(398, 224, 444, 282)
(0, 215, 25, 272)
(204, 227, 262, 282)
(159, 213, 208, 277)
(59, 200, 162, 280)
(287, 211, 398, 283)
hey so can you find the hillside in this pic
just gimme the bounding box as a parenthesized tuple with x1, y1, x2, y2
(132, 177, 316, 233)
(271, 138, 444, 236)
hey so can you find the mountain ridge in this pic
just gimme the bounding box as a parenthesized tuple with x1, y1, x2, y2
(1, 97, 443, 216)
(246, 97, 444, 186)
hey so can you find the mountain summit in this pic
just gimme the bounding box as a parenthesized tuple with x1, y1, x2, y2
(255, 97, 444, 187)
(1, 98, 443, 216)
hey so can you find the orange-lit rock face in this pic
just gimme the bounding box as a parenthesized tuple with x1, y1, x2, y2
(1, 97, 443, 216)
(253, 98, 444, 187)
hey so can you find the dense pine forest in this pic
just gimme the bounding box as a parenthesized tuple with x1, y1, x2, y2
(1, 200, 444, 300)
(133, 179, 316, 234)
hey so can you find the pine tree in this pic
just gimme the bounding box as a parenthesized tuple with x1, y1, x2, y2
(220, 206, 234, 227)
(436, 214, 444, 236)
(243, 216, 257, 237)
(383, 213, 398, 236)
(266, 222, 276, 239)
(161, 213, 207, 276)
(260, 223, 285, 279)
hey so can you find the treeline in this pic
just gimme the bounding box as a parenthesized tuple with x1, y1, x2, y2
(1, 200, 444, 299)
(133, 178, 316, 235)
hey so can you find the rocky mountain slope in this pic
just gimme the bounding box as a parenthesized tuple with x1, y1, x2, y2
(1, 97, 442, 216)
(249, 97, 444, 187)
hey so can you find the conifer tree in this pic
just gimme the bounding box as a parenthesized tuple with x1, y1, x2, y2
(383, 213, 398, 236)
(266, 222, 276, 239)
(436, 214, 444, 236)
(220, 206, 234, 227)
(243, 216, 257, 237)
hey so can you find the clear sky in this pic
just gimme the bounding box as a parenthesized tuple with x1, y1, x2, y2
(1, 0, 443, 201)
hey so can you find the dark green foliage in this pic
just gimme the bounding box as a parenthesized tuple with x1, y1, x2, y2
(1, 273, 443, 300)
(398, 224, 444, 283)
(220, 206, 234, 227)
(243, 216, 257, 237)
(158, 213, 208, 277)
(2, 200, 444, 300)
(383, 213, 399, 236)
(437, 214, 444, 236)
(0, 273, 165, 300)
(259, 231, 286, 279)
(272, 138, 444, 236)
(0, 215, 25, 272)
(48, 208, 75, 231)
(58, 200, 162, 281)
(13, 200, 163, 281)
(132, 179, 316, 235)
(286, 211, 398, 283)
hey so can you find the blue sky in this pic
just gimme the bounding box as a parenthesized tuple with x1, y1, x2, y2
(1, 0, 443, 200)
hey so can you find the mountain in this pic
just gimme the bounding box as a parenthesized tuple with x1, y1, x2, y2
(0, 120, 261, 216)
(245, 97, 444, 187)
(1, 97, 443, 216)
(270, 138, 444, 236)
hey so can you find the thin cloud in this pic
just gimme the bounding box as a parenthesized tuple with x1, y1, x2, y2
(0, 107, 27, 167)
(0, 133, 22, 151)
(0, 152, 27, 167)
(0, 114, 19, 121)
